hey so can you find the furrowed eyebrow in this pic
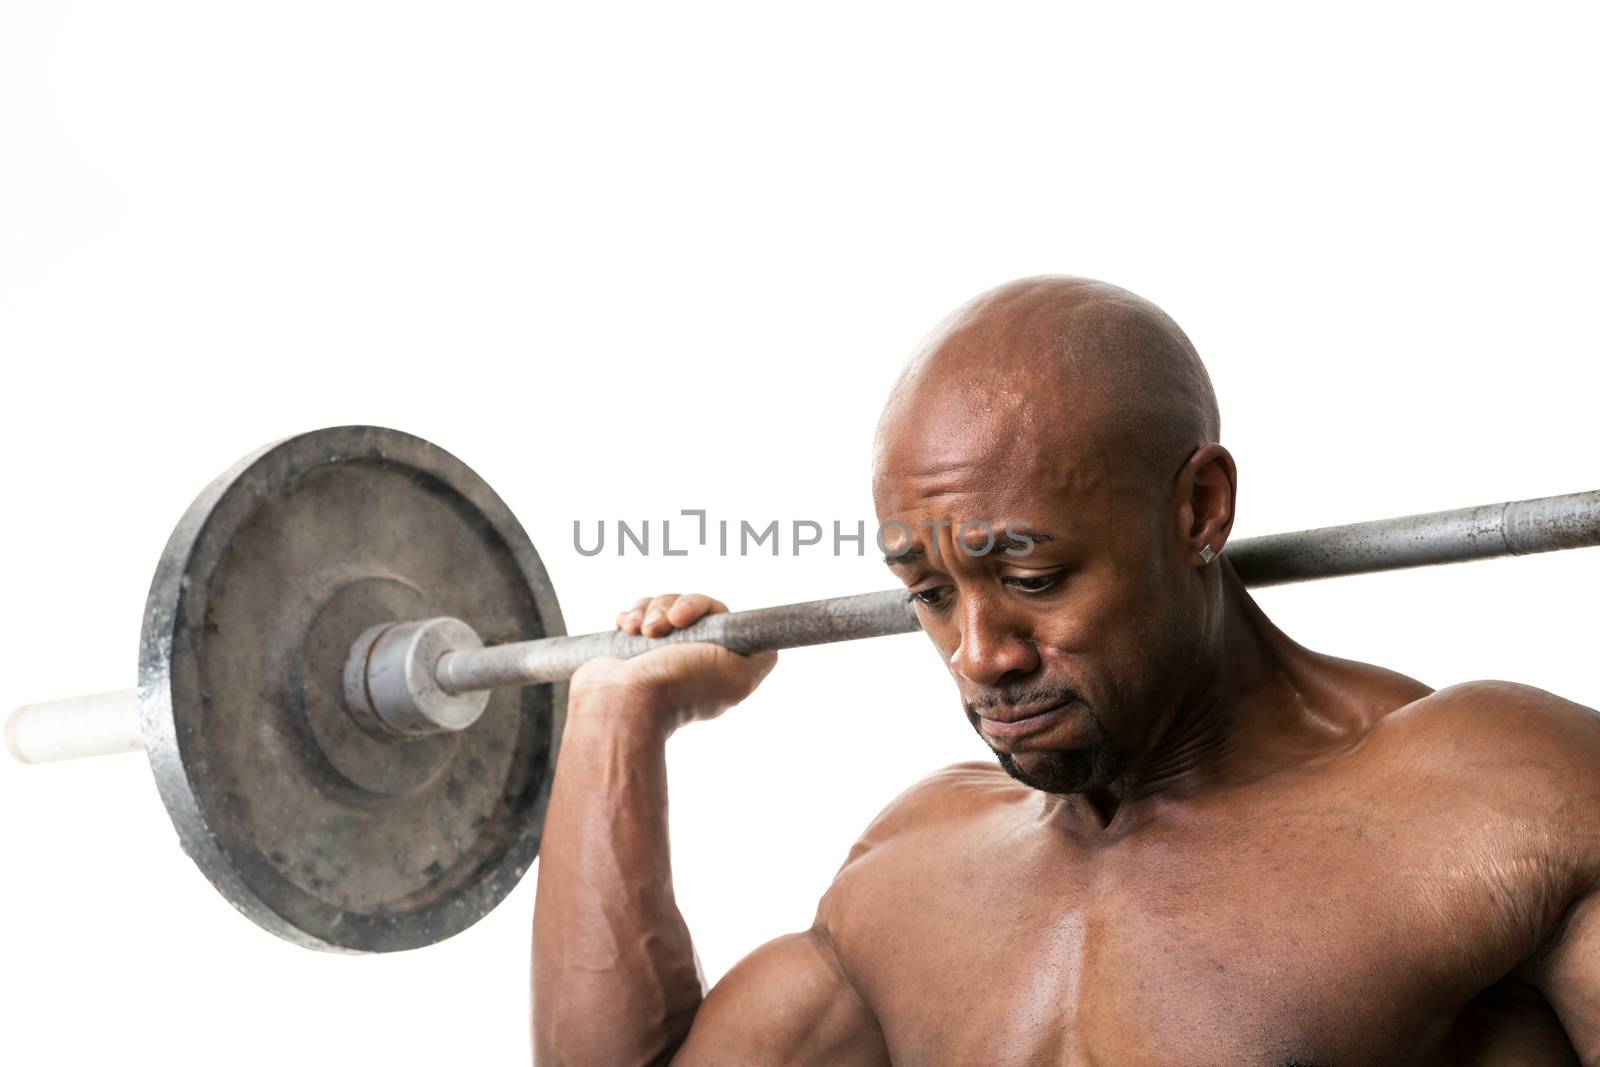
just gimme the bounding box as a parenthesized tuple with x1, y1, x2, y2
(883, 543, 925, 566)
(987, 530, 1055, 557)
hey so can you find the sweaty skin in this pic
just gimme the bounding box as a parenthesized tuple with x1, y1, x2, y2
(531, 278, 1600, 1066)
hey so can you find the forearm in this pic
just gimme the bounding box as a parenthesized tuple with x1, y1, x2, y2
(532, 690, 702, 1066)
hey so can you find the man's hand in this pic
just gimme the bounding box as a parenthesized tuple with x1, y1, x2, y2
(570, 592, 779, 736)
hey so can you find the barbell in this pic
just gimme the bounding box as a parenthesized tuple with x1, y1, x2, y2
(6, 425, 1599, 953)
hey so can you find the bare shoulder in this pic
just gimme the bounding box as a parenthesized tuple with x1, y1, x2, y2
(1372, 679, 1600, 872)
(835, 760, 1024, 863)
(814, 761, 1024, 918)
(1379, 678, 1600, 768)
(1388, 682, 1600, 1042)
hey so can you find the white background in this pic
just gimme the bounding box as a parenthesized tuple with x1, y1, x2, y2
(2, 3, 1597, 1063)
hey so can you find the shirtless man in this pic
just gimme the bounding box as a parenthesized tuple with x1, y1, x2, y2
(531, 278, 1600, 1065)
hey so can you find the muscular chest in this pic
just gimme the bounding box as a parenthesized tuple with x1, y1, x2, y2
(831, 784, 1561, 1066)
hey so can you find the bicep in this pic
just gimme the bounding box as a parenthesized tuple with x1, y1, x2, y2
(670, 929, 889, 1067)
(1542, 891, 1600, 1064)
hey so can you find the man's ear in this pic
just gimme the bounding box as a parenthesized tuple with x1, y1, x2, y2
(1175, 443, 1236, 564)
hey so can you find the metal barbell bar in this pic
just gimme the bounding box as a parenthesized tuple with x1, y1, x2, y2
(13, 488, 1600, 762)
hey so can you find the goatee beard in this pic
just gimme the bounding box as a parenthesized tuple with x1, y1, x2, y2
(994, 742, 1126, 794)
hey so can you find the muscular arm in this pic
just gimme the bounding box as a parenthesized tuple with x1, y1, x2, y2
(1541, 891, 1600, 1065)
(531, 592, 887, 1066)
(1536, 692, 1600, 1065)
(1457, 681, 1600, 1064)
(673, 930, 889, 1066)
(531, 695, 700, 1065)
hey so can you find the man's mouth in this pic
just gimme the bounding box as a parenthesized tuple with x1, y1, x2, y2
(976, 700, 1076, 740)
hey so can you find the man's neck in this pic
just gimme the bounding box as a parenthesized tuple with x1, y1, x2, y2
(1047, 564, 1349, 833)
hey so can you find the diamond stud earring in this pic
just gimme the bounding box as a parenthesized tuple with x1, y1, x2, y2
(1199, 545, 1217, 564)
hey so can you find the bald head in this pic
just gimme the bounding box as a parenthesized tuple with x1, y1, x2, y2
(873, 277, 1220, 508)
(873, 278, 1231, 797)
(870, 279, 1238, 798)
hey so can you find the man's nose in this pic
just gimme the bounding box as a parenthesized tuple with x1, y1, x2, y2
(948, 594, 1039, 686)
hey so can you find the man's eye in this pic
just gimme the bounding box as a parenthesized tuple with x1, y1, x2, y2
(907, 587, 949, 607)
(1005, 574, 1060, 593)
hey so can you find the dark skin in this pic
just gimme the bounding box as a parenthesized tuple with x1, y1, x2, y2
(531, 279, 1600, 1065)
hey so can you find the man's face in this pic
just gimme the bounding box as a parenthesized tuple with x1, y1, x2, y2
(874, 423, 1198, 796)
